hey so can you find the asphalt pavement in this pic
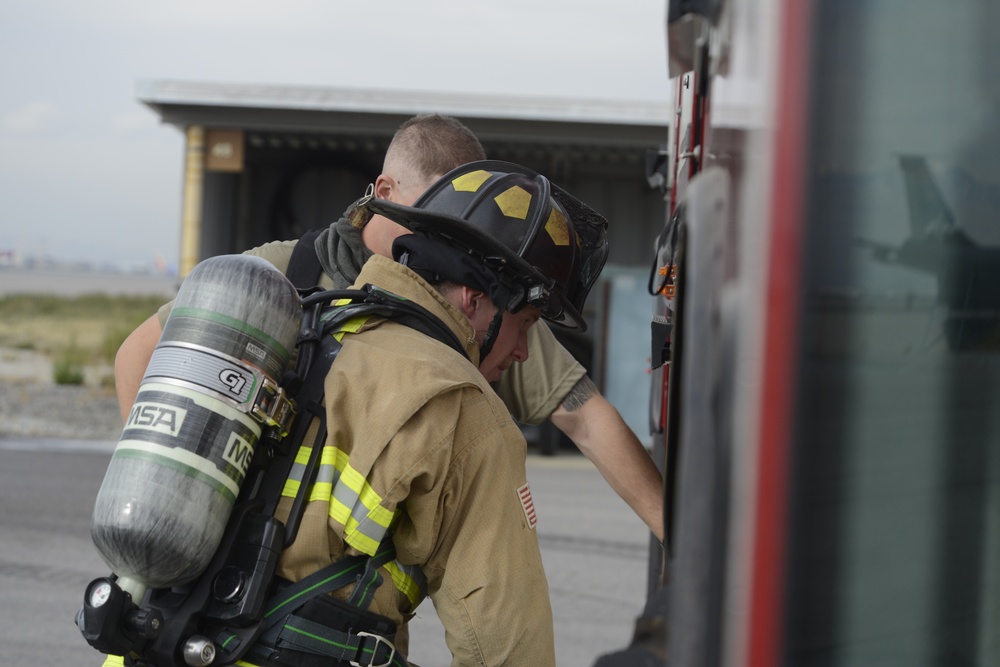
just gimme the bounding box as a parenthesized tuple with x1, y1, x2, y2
(0, 437, 652, 667)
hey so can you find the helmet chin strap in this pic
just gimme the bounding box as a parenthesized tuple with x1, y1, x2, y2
(478, 280, 513, 361)
(478, 308, 504, 360)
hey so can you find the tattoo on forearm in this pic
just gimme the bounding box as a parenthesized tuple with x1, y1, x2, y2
(561, 376, 597, 413)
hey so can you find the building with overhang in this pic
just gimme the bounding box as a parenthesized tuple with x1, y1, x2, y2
(137, 80, 675, 273)
(138, 80, 682, 444)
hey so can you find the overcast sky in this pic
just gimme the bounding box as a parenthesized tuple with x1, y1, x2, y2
(0, 0, 671, 270)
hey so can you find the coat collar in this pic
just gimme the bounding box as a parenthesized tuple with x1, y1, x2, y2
(352, 254, 481, 366)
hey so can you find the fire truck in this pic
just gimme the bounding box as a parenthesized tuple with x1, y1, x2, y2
(601, 0, 1000, 665)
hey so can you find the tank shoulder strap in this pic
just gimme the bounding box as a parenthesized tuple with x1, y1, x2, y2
(285, 228, 325, 289)
(304, 284, 468, 361)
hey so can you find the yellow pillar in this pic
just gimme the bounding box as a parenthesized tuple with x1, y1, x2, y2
(179, 125, 205, 278)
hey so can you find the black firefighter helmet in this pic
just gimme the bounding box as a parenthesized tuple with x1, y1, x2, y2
(362, 160, 609, 332)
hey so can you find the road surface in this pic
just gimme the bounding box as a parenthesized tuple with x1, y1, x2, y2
(0, 438, 651, 667)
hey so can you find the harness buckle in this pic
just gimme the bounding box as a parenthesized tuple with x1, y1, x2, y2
(351, 631, 396, 667)
(250, 376, 297, 438)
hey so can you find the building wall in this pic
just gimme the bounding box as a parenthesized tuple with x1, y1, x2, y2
(198, 132, 670, 270)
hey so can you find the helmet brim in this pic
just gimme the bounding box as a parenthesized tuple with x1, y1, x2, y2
(366, 197, 588, 331)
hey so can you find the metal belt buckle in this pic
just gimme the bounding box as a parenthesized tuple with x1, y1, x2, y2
(249, 377, 296, 438)
(352, 631, 396, 667)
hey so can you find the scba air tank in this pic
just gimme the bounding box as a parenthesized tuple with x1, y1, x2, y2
(91, 254, 302, 593)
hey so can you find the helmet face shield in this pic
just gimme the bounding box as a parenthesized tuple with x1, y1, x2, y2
(551, 184, 609, 317)
(364, 160, 608, 332)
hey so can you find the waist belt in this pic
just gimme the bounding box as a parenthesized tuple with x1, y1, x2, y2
(232, 539, 408, 667)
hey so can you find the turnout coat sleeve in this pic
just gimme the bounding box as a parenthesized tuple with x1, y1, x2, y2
(401, 393, 555, 666)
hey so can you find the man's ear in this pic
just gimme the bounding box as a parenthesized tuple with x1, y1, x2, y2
(457, 287, 476, 319)
(374, 174, 394, 201)
(457, 287, 488, 321)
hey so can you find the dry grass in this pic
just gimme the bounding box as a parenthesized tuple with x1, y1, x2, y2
(0, 294, 164, 385)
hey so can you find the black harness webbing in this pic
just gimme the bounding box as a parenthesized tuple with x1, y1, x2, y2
(284, 230, 467, 360)
(261, 540, 395, 635)
(285, 229, 325, 289)
(239, 538, 403, 667)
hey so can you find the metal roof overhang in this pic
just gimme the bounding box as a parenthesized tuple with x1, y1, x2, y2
(137, 80, 673, 165)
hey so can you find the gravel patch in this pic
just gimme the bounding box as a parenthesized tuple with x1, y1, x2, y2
(0, 380, 123, 441)
(0, 348, 123, 441)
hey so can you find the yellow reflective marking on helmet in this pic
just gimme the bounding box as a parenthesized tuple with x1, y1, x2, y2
(494, 185, 532, 220)
(451, 169, 492, 192)
(545, 207, 571, 246)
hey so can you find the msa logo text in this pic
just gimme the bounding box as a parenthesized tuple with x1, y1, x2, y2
(127, 402, 186, 437)
(245, 342, 266, 361)
(222, 433, 254, 477)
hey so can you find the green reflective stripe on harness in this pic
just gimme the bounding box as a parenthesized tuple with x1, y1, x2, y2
(261, 540, 396, 628)
(276, 615, 403, 667)
(247, 539, 406, 667)
(263, 558, 367, 625)
(347, 557, 384, 609)
(213, 629, 245, 660)
(246, 558, 369, 664)
(242, 623, 406, 667)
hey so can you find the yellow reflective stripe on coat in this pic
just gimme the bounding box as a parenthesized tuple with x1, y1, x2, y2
(281, 444, 397, 556)
(280, 448, 426, 607)
(103, 656, 124, 667)
(385, 560, 428, 609)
